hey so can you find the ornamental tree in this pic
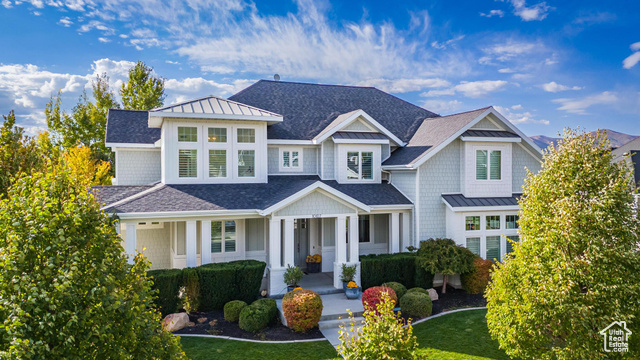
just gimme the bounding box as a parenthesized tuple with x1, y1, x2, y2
(0, 168, 186, 359)
(417, 238, 476, 293)
(486, 129, 640, 360)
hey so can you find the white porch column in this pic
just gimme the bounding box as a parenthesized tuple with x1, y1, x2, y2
(348, 214, 359, 263)
(186, 220, 197, 268)
(283, 218, 295, 267)
(401, 212, 411, 252)
(201, 220, 211, 265)
(269, 218, 282, 268)
(125, 222, 137, 264)
(389, 212, 400, 254)
(334, 215, 347, 288)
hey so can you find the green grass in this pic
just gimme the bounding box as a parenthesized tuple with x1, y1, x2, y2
(179, 309, 509, 360)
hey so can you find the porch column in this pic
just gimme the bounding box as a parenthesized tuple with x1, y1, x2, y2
(389, 212, 400, 254)
(186, 220, 197, 267)
(348, 214, 359, 263)
(334, 215, 347, 288)
(125, 222, 137, 264)
(201, 220, 211, 265)
(283, 218, 295, 267)
(269, 218, 282, 268)
(401, 212, 411, 252)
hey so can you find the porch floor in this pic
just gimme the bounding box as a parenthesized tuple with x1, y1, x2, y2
(298, 272, 339, 294)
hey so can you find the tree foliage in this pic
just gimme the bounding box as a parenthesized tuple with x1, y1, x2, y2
(486, 129, 640, 360)
(416, 238, 475, 293)
(0, 168, 186, 359)
(120, 61, 165, 110)
(59, 146, 111, 186)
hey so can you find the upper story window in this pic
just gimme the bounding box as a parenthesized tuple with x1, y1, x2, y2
(465, 216, 480, 231)
(178, 127, 198, 142)
(208, 128, 227, 143)
(237, 128, 255, 143)
(486, 215, 501, 230)
(506, 215, 519, 229)
(238, 150, 255, 177)
(347, 151, 373, 180)
(476, 150, 501, 180)
(178, 126, 199, 178)
(280, 148, 303, 172)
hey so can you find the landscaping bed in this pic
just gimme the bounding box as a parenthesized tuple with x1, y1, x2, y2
(173, 310, 325, 341)
(430, 286, 486, 316)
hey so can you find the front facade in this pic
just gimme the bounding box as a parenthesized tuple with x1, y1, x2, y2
(94, 80, 542, 295)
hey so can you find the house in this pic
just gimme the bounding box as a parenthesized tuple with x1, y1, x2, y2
(612, 137, 640, 211)
(93, 80, 543, 295)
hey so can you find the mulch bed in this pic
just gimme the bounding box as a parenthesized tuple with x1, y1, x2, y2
(430, 286, 487, 316)
(172, 310, 325, 341)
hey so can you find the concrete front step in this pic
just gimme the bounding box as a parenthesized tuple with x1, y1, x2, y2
(318, 316, 364, 330)
(270, 287, 343, 299)
(276, 292, 365, 326)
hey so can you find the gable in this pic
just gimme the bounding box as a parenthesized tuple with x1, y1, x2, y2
(274, 190, 355, 216)
(470, 117, 503, 130)
(343, 118, 376, 132)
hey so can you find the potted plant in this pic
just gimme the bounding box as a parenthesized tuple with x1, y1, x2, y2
(340, 264, 357, 291)
(305, 254, 322, 273)
(284, 265, 304, 292)
(345, 281, 359, 299)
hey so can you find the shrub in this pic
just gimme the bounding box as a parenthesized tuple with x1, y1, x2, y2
(282, 289, 323, 332)
(362, 286, 397, 312)
(251, 298, 278, 324)
(417, 238, 476, 293)
(461, 257, 494, 294)
(406, 287, 429, 296)
(381, 281, 407, 299)
(338, 292, 418, 359)
(400, 292, 432, 319)
(181, 267, 200, 313)
(148, 268, 183, 317)
(224, 300, 247, 323)
(340, 263, 357, 282)
(359, 253, 434, 289)
(283, 265, 304, 286)
(197, 260, 266, 310)
(238, 305, 270, 333)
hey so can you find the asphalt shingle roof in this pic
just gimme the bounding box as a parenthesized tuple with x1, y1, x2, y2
(332, 132, 389, 140)
(229, 80, 438, 142)
(105, 109, 159, 144)
(92, 185, 155, 206)
(442, 193, 521, 208)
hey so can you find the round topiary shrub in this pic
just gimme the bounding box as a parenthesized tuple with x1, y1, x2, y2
(400, 292, 432, 319)
(406, 287, 429, 296)
(223, 300, 247, 323)
(381, 281, 407, 299)
(362, 286, 397, 312)
(251, 298, 278, 324)
(282, 289, 323, 332)
(238, 305, 270, 333)
(461, 257, 494, 294)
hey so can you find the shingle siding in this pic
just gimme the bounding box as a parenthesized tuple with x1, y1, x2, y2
(274, 191, 355, 216)
(268, 147, 319, 175)
(390, 171, 416, 202)
(343, 120, 373, 132)
(470, 118, 501, 130)
(116, 149, 161, 185)
(512, 143, 541, 193)
(122, 223, 171, 270)
(322, 139, 335, 179)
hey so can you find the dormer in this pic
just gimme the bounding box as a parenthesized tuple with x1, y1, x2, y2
(148, 96, 283, 185)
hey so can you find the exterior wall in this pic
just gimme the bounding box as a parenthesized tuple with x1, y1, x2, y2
(343, 119, 374, 132)
(245, 218, 267, 263)
(121, 222, 171, 270)
(512, 143, 541, 193)
(359, 213, 389, 255)
(389, 170, 417, 202)
(470, 117, 502, 130)
(115, 149, 161, 185)
(321, 139, 335, 180)
(462, 141, 513, 198)
(382, 144, 390, 161)
(334, 144, 382, 184)
(267, 146, 319, 175)
(274, 191, 356, 217)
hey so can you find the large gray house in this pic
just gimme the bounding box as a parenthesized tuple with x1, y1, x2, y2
(93, 80, 543, 295)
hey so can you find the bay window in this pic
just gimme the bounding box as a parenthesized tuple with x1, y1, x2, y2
(211, 220, 236, 253)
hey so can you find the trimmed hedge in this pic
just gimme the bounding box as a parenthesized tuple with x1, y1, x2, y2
(381, 281, 407, 299)
(360, 253, 434, 290)
(224, 300, 248, 323)
(399, 292, 432, 319)
(406, 287, 429, 296)
(147, 269, 183, 317)
(251, 298, 278, 325)
(197, 260, 266, 311)
(239, 304, 270, 333)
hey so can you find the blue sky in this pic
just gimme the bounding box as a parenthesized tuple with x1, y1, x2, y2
(0, 0, 639, 137)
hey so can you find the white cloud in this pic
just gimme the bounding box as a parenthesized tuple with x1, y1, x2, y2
(511, 104, 523, 110)
(480, 10, 504, 18)
(422, 80, 508, 98)
(494, 105, 549, 125)
(541, 81, 582, 92)
(553, 91, 618, 115)
(421, 99, 463, 114)
(623, 42, 640, 69)
(503, 0, 552, 21)
(431, 35, 465, 50)
(2, 0, 12, 8)
(98, 37, 110, 43)
(58, 16, 73, 27)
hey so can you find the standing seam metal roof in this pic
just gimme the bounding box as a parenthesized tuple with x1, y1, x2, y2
(441, 193, 522, 208)
(151, 95, 282, 118)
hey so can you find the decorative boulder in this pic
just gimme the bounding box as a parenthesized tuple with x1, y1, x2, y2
(427, 288, 439, 301)
(162, 312, 190, 332)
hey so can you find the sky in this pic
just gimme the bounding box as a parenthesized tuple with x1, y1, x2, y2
(0, 0, 639, 138)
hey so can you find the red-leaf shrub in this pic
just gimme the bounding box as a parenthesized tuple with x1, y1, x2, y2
(461, 257, 494, 294)
(282, 289, 323, 332)
(362, 286, 397, 312)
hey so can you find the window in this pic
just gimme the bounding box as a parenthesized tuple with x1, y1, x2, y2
(346, 151, 374, 180)
(178, 149, 197, 177)
(238, 150, 255, 177)
(208, 128, 227, 143)
(209, 150, 227, 177)
(281, 149, 302, 170)
(506, 235, 519, 254)
(358, 215, 370, 243)
(211, 220, 236, 253)
(466, 237, 480, 256)
(178, 127, 197, 142)
(506, 215, 519, 229)
(486, 235, 501, 261)
(486, 215, 500, 230)
(237, 128, 255, 143)
(476, 149, 501, 180)
(465, 216, 480, 231)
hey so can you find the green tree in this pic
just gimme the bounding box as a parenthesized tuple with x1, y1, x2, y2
(416, 238, 476, 293)
(485, 129, 640, 360)
(120, 61, 165, 110)
(0, 168, 186, 359)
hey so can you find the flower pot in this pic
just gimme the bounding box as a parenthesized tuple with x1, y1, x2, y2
(287, 285, 296, 292)
(307, 262, 321, 273)
(343, 282, 349, 291)
(345, 287, 359, 299)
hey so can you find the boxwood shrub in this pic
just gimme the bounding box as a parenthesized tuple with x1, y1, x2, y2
(399, 292, 432, 319)
(197, 260, 266, 311)
(251, 298, 278, 324)
(224, 300, 248, 323)
(406, 287, 429, 296)
(147, 269, 183, 317)
(381, 281, 407, 299)
(238, 304, 270, 333)
(360, 253, 433, 289)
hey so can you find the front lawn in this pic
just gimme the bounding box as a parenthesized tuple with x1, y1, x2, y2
(180, 309, 509, 360)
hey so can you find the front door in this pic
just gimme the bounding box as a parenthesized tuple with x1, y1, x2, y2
(294, 219, 309, 269)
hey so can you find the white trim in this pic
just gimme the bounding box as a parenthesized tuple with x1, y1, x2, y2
(149, 112, 283, 123)
(369, 204, 414, 210)
(332, 138, 390, 145)
(278, 147, 304, 172)
(487, 110, 544, 156)
(460, 136, 521, 143)
(313, 110, 405, 146)
(106, 142, 158, 149)
(441, 198, 519, 213)
(267, 139, 315, 145)
(381, 164, 413, 170)
(115, 210, 261, 220)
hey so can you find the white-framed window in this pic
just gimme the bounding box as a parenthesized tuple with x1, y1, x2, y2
(465, 216, 480, 231)
(476, 149, 501, 180)
(506, 235, 519, 254)
(486, 235, 501, 261)
(136, 221, 163, 230)
(279, 148, 303, 172)
(358, 215, 371, 243)
(237, 128, 255, 143)
(238, 150, 255, 177)
(346, 151, 373, 180)
(206, 126, 229, 179)
(211, 220, 236, 253)
(486, 215, 501, 230)
(506, 215, 519, 229)
(466, 237, 481, 256)
(178, 126, 199, 178)
(462, 213, 519, 261)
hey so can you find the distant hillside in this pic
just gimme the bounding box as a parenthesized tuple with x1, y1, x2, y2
(531, 129, 638, 149)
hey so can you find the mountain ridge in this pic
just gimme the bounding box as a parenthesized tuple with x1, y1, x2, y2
(530, 129, 638, 149)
